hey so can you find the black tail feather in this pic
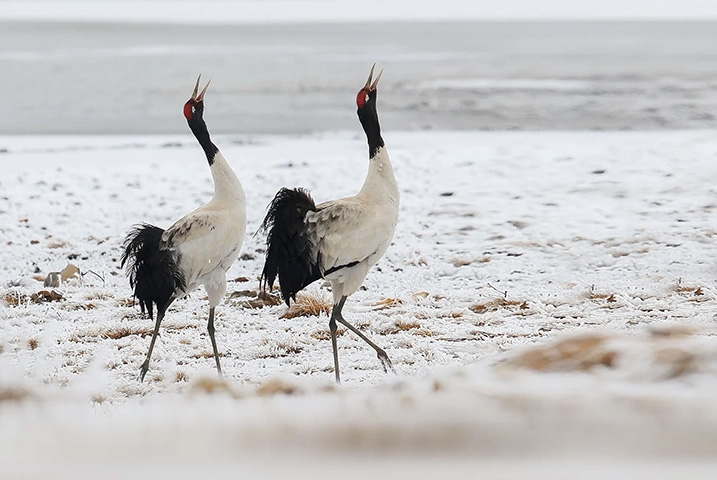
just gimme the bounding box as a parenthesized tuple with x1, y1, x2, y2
(121, 223, 185, 318)
(260, 188, 323, 306)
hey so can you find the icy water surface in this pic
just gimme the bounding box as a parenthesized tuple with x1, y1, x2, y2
(2, 21, 717, 133)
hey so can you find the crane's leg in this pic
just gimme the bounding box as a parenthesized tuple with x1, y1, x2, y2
(334, 296, 396, 375)
(146, 300, 153, 321)
(139, 304, 168, 382)
(207, 306, 223, 377)
(329, 303, 342, 384)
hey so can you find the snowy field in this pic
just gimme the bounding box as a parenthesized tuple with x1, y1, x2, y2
(2, 130, 717, 477)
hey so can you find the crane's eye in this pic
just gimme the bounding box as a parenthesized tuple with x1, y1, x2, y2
(365, 94, 369, 103)
(192, 106, 196, 113)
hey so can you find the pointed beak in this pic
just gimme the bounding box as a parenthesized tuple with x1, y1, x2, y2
(191, 74, 211, 101)
(192, 74, 201, 100)
(370, 68, 383, 91)
(197, 78, 211, 102)
(363, 63, 376, 90)
(363, 64, 383, 91)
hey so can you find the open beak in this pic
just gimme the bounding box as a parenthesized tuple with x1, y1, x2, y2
(191, 74, 211, 101)
(363, 64, 384, 91)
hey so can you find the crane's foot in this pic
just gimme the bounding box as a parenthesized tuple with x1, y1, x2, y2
(377, 348, 396, 374)
(139, 361, 150, 383)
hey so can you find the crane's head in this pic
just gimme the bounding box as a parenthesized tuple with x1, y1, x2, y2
(183, 75, 211, 122)
(356, 63, 383, 111)
(356, 64, 385, 157)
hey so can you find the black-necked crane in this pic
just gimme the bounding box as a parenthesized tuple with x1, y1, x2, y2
(121, 76, 247, 382)
(260, 65, 399, 383)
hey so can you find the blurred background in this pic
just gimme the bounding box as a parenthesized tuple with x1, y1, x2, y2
(2, 0, 717, 134)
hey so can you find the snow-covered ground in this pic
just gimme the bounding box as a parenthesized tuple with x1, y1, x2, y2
(2, 130, 717, 477)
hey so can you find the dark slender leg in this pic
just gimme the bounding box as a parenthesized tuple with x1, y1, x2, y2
(207, 307, 223, 377)
(146, 300, 153, 320)
(329, 309, 341, 384)
(334, 296, 396, 375)
(139, 307, 166, 382)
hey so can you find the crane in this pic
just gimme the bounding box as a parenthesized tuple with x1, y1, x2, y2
(121, 76, 247, 382)
(260, 65, 399, 383)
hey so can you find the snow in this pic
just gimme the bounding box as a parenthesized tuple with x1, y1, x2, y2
(2, 130, 717, 476)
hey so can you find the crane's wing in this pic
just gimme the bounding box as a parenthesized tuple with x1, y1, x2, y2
(161, 208, 245, 282)
(307, 197, 393, 275)
(160, 210, 222, 251)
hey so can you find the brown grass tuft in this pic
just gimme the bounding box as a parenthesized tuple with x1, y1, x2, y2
(0, 387, 32, 403)
(192, 351, 223, 359)
(27, 338, 39, 350)
(30, 290, 63, 303)
(232, 289, 283, 308)
(587, 289, 617, 302)
(99, 326, 155, 340)
(257, 378, 302, 397)
(85, 291, 112, 301)
(281, 292, 331, 319)
(504, 333, 615, 372)
(311, 328, 346, 340)
(189, 377, 241, 398)
(655, 348, 695, 378)
(3, 292, 24, 306)
(470, 298, 527, 314)
(117, 298, 135, 307)
(674, 280, 703, 296)
(372, 297, 404, 310)
(381, 319, 425, 335)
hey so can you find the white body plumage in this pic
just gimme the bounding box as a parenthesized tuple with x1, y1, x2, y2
(162, 151, 246, 307)
(307, 146, 399, 301)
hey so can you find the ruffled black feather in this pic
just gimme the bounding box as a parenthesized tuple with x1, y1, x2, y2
(121, 223, 186, 318)
(260, 188, 322, 306)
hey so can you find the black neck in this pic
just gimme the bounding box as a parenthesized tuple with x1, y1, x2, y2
(188, 115, 219, 165)
(358, 95, 384, 158)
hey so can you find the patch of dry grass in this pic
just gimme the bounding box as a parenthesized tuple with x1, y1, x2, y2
(231, 289, 283, 309)
(411, 291, 429, 300)
(0, 387, 32, 403)
(281, 292, 331, 319)
(254, 337, 304, 358)
(85, 291, 112, 301)
(673, 280, 704, 296)
(503, 333, 615, 372)
(117, 298, 135, 307)
(256, 378, 302, 397)
(502, 329, 704, 379)
(380, 319, 431, 336)
(585, 287, 618, 303)
(311, 328, 346, 340)
(191, 351, 224, 359)
(372, 297, 404, 310)
(4, 290, 64, 306)
(94, 326, 155, 340)
(189, 377, 241, 398)
(470, 298, 529, 314)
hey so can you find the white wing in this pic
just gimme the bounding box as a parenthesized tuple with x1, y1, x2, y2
(162, 207, 246, 286)
(306, 197, 396, 275)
